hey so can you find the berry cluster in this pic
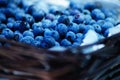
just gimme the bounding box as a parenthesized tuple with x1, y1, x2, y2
(0, 0, 119, 48)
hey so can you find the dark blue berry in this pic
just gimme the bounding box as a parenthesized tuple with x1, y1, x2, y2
(102, 22, 114, 31)
(32, 10, 45, 22)
(0, 12, 6, 22)
(93, 24, 102, 33)
(23, 30, 34, 37)
(66, 31, 76, 41)
(58, 15, 70, 25)
(40, 36, 55, 48)
(68, 23, 79, 33)
(2, 28, 14, 39)
(7, 22, 13, 29)
(42, 19, 52, 28)
(56, 23, 68, 36)
(60, 39, 72, 47)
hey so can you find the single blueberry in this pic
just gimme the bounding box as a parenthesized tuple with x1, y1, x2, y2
(33, 40, 41, 47)
(97, 20, 105, 26)
(56, 23, 68, 36)
(55, 41, 60, 46)
(25, 5, 36, 14)
(84, 14, 92, 24)
(105, 17, 116, 25)
(72, 42, 80, 47)
(51, 30, 60, 40)
(58, 15, 70, 25)
(0, 34, 6, 39)
(93, 24, 102, 33)
(89, 19, 96, 25)
(32, 10, 45, 22)
(102, 22, 114, 31)
(7, 17, 15, 23)
(84, 3, 96, 11)
(42, 19, 52, 28)
(0, 24, 7, 30)
(60, 39, 72, 47)
(79, 24, 86, 33)
(15, 12, 26, 21)
(0, 12, 6, 22)
(23, 30, 34, 37)
(75, 33, 83, 43)
(2, 28, 14, 39)
(40, 36, 55, 48)
(35, 36, 43, 42)
(14, 32, 23, 41)
(4, 8, 15, 18)
(91, 9, 105, 20)
(20, 36, 34, 45)
(66, 31, 76, 41)
(68, 23, 79, 33)
(73, 14, 85, 24)
(44, 28, 52, 37)
(7, 22, 13, 29)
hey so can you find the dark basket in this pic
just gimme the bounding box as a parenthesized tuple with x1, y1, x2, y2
(0, 32, 120, 80)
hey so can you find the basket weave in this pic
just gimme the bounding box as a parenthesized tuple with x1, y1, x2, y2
(0, 33, 120, 80)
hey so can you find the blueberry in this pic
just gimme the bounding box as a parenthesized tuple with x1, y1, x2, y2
(32, 23, 44, 36)
(32, 22, 42, 29)
(84, 3, 96, 11)
(0, 34, 6, 39)
(84, 25, 94, 33)
(84, 14, 92, 24)
(0, 12, 6, 22)
(105, 17, 116, 25)
(51, 30, 60, 40)
(73, 14, 85, 24)
(102, 22, 114, 31)
(7, 17, 15, 23)
(2, 28, 14, 39)
(91, 9, 105, 20)
(89, 19, 96, 25)
(44, 28, 52, 37)
(72, 42, 80, 47)
(35, 36, 43, 42)
(69, 9, 80, 16)
(15, 12, 25, 20)
(33, 40, 41, 47)
(79, 24, 86, 33)
(68, 23, 79, 33)
(49, 20, 58, 29)
(0, 24, 7, 30)
(25, 14, 35, 25)
(32, 10, 45, 22)
(66, 31, 76, 41)
(58, 15, 70, 25)
(7, 22, 13, 29)
(60, 39, 72, 47)
(75, 33, 83, 43)
(42, 19, 52, 28)
(23, 30, 34, 37)
(55, 41, 60, 46)
(93, 24, 102, 33)
(40, 36, 55, 48)
(25, 5, 36, 14)
(97, 20, 105, 26)
(20, 36, 34, 45)
(14, 31, 23, 41)
(56, 23, 68, 36)
(4, 8, 15, 18)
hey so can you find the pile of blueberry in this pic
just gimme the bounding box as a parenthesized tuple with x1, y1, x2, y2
(0, 0, 119, 48)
